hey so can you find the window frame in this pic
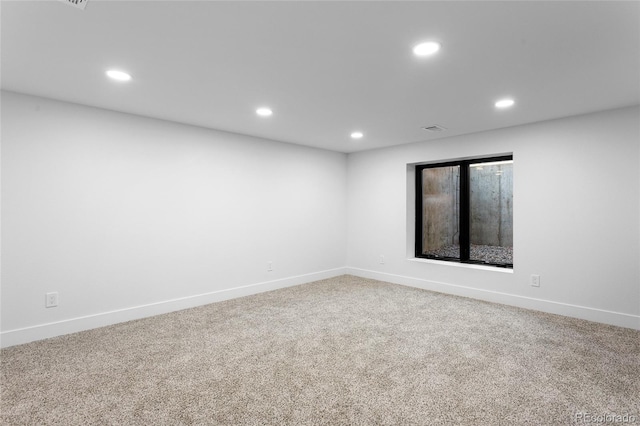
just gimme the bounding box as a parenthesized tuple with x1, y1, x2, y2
(414, 155, 513, 269)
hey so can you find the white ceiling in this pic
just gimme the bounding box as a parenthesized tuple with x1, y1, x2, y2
(2, 0, 639, 153)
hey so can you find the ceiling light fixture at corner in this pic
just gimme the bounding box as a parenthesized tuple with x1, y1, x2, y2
(495, 98, 515, 109)
(413, 41, 441, 57)
(106, 69, 132, 82)
(350, 131, 364, 139)
(256, 107, 273, 117)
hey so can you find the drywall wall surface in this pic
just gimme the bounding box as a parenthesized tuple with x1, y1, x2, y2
(1, 91, 348, 343)
(347, 106, 640, 328)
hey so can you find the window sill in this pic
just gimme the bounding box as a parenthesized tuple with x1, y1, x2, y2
(407, 257, 514, 273)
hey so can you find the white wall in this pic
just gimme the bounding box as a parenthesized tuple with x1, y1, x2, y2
(2, 92, 638, 348)
(1, 91, 348, 346)
(347, 106, 640, 329)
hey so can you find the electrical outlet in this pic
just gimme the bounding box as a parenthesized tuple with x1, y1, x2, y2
(45, 292, 58, 308)
(267, 261, 273, 272)
(379, 255, 385, 264)
(530, 275, 540, 287)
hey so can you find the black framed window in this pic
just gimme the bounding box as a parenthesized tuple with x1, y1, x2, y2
(415, 155, 513, 268)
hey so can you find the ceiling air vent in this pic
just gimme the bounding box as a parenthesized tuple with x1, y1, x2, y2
(58, 0, 88, 10)
(422, 125, 447, 132)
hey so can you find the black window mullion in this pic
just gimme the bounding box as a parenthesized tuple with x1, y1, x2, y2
(459, 163, 470, 261)
(415, 166, 424, 257)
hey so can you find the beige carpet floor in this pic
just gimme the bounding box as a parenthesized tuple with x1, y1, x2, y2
(1, 275, 639, 425)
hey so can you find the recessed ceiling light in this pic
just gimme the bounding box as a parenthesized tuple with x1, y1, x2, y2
(413, 41, 441, 57)
(256, 107, 273, 117)
(495, 98, 515, 109)
(106, 69, 132, 82)
(350, 131, 364, 139)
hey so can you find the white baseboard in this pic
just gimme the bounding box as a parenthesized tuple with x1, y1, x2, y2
(346, 267, 640, 330)
(0, 267, 347, 348)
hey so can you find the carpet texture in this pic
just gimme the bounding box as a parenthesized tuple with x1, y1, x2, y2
(1, 275, 638, 425)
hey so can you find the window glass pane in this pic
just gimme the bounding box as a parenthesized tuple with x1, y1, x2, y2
(421, 166, 460, 259)
(469, 160, 513, 265)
